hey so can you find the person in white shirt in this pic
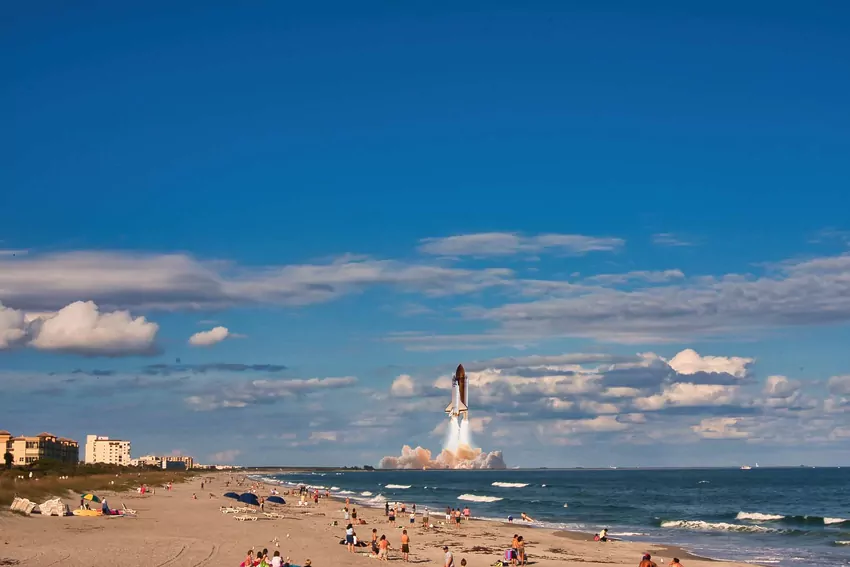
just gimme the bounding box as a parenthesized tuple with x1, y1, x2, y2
(271, 551, 282, 567)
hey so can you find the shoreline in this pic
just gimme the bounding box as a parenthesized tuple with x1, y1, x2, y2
(251, 473, 752, 567)
(0, 472, 755, 567)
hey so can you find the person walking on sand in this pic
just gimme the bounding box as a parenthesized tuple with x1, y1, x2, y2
(400, 529, 411, 562)
(443, 545, 455, 567)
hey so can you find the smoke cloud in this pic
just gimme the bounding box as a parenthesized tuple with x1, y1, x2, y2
(379, 444, 507, 470)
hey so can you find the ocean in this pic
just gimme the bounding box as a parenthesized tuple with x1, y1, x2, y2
(253, 467, 850, 566)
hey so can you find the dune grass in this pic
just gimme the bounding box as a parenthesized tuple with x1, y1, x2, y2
(0, 468, 193, 506)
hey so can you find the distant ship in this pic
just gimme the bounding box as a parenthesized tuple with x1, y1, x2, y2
(741, 465, 752, 470)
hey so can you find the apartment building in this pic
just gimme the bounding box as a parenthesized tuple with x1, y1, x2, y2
(1, 430, 79, 465)
(84, 435, 132, 465)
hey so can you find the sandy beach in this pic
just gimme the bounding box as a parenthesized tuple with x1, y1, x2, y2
(0, 473, 755, 567)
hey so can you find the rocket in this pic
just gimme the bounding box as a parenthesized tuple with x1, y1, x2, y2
(445, 363, 469, 421)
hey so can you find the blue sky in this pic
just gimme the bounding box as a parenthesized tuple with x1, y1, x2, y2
(1, 1, 849, 467)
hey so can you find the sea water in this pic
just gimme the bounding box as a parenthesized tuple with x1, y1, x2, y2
(256, 467, 850, 566)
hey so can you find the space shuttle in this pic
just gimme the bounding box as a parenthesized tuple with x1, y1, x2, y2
(445, 363, 469, 421)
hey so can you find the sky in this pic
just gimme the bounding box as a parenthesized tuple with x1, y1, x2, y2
(1, 1, 849, 468)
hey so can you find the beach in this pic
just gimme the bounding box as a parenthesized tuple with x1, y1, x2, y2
(0, 473, 752, 567)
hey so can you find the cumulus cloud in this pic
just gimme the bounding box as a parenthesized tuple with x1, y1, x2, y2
(691, 417, 749, 439)
(189, 326, 230, 346)
(0, 300, 158, 355)
(390, 374, 417, 397)
(379, 444, 506, 470)
(828, 375, 850, 396)
(667, 349, 754, 379)
(417, 232, 624, 257)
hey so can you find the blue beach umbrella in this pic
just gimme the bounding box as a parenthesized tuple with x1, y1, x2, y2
(224, 492, 240, 500)
(239, 493, 260, 505)
(267, 496, 285, 504)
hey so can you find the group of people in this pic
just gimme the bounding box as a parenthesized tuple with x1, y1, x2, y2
(241, 548, 308, 567)
(639, 554, 683, 567)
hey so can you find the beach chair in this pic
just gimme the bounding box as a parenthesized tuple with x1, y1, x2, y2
(122, 503, 137, 515)
(234, 514, 258, 521)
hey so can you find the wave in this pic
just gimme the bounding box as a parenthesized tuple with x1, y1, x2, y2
(338, 490, 354, 495)
(492, 482, 529, 488)
(661, 520, 779, 533)
(737, 512, 785, 522)
(385, 484, 411, 489)
(737, 512, 850, 526)
(360, 491, 373, 496)
(330, 486, 340, 491)
(458, 494, 503, 503)
(833, 540, 850, 546)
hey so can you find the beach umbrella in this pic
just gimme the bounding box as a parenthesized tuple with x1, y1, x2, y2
(224, 492, 240, 500)
(239, 493, 259, 505)
(81, 493, 101, 503)
(267, 496, 285, 504)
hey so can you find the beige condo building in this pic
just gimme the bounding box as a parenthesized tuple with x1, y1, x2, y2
(1, 430, 80, 465)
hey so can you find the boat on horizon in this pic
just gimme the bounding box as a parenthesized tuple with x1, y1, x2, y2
(740, 465, 752, 470)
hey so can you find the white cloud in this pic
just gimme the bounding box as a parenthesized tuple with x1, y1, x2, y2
(189, 326, 230, 346)
(390, 374, 416, 397)
(418, 232, 624, 257)
(634, 383, 739, 411)
(309, 431, 338, 442)
(0, 300, 158, 355)
(828, 375, 850, 396)
(763, 375, 801, 398)
(691, 417, 749, 440)
(185, 376, 357, 411)
(667, 349, 753, 379)
(652, 233, 693, 247)
(585, 269, 685, 285)
(548, 415, 629, 434)
(0, 251, 512, 311)
(208, 449, 241, 463)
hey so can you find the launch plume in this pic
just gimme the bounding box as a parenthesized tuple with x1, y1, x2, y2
(379, 444, 507, 470)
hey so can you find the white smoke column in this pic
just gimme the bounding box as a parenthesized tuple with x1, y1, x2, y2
(445, 417, 461, 452)
(459, 418, 471, 447)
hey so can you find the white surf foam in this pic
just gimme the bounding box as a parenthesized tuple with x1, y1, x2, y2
(330, 486, 340, 490)
(834, 540, 850, 546)
(736, 512, 785, 522)
(491, 482, 529, 488)
(338, 490, 354, 495)
(385, 484, 411, 489)
(360, 491, 373, 496)
(824, 517, 848, 525)
(457, 494, 503, 503)
(661, 520, 776, 533)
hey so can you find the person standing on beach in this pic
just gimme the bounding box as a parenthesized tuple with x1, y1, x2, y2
(351, 507, 357, 522)
(385, 501, 390, 516)
(378, 534, 391, 561)
(423, 507, 430, 529)
(388, 506, 396, 526)
(510, 534, 519, 566)
(371, 529, 379, 556)
(516, 536, 526, 566)
(345, 523, 355, 553)
(400, 529, 410, 562)
(443, 545, 454, 567)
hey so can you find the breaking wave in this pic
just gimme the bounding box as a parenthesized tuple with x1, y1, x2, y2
(458, 494, 503, 503)
(737, 512, 786, 522)
(360, 491, 373, 496)
(492, 482, 529, 488)
(385, 484, 411, 489)
(661, 520, 780, 533)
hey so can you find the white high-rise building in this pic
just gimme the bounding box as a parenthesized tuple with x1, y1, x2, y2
(84, 435, 131, 465)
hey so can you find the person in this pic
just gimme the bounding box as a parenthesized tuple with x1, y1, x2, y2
(371, 528, 379, 556)
(455, 508, 462, 527)
(378, 534, 390, 561)
(352, 507, 358, 521)
(409, 510, 416, 525)
(640, 553, 658, 567)
(597, 528, 608, 542)
(241, 550, 254, 567)
(412, 503, 416, 514)
(463, 506, 470, 521)
(460, 560, 467, 567)
(401, 529, 410, 562)
(669, 559, 683, 567)
(507, 514, 514, 523)
(388, 506, 396, 525)
(423, 507, 430, 529)
(344, 507, 350, 522)
(443, 545, 454, 567)
(346, 523, 355, 553)
(385, 501, 390, 516)
(271, 551, 282, 567)
(260, 496, 265, 511)
(516, 535, 526, 566)
(510, 534, 519, 566)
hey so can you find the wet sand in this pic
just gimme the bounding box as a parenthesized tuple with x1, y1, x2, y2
(0, 473, 752, 567)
